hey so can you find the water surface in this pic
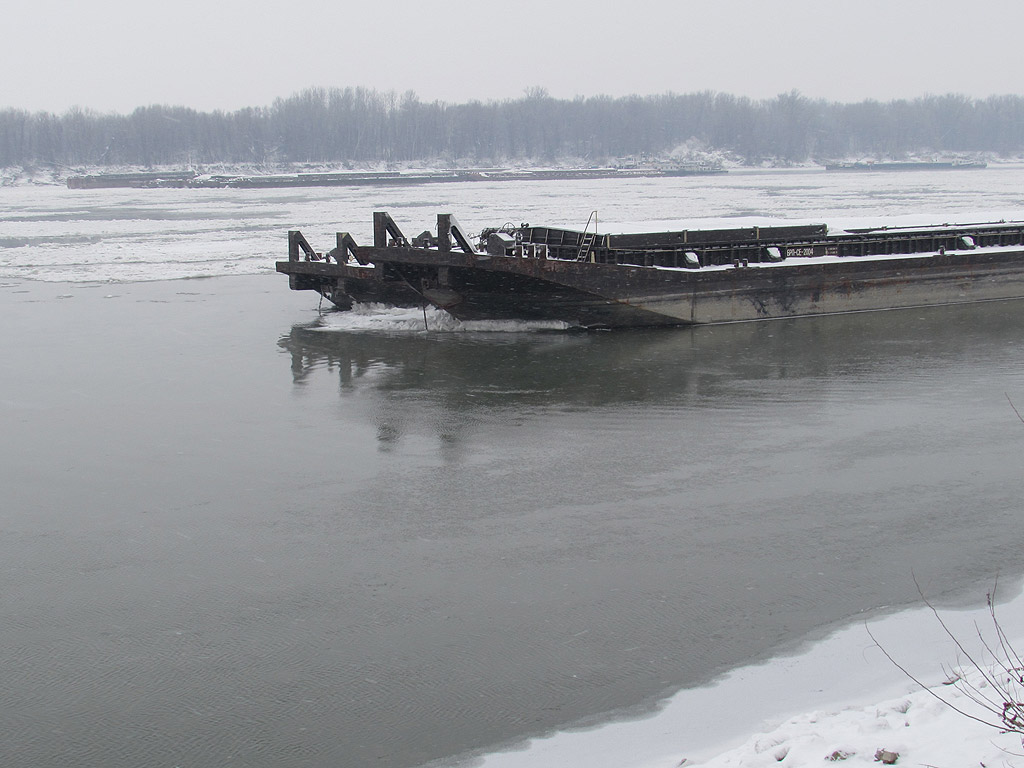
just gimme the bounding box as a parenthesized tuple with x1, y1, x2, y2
(4, 169, 1024, 767)
(3, 276, 1024, 767)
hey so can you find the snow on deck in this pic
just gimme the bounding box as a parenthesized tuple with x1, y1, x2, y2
(594, 214, 1024, 238)
(650, 243, 1024, 273)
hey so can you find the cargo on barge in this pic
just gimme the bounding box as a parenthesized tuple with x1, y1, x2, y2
(276, 212, 1024, 328)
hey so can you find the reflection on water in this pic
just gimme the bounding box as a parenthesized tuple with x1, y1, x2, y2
(279, 300, 1024, 452)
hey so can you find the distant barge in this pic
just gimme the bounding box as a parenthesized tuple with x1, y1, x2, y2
(276, 212, 1024, 328)
(824, 160, 987, 172)
(66, 164, 724, 190)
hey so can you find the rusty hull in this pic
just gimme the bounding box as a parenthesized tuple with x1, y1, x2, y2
(278, 243, 1024, 328)
(276, 213, 1024, 328)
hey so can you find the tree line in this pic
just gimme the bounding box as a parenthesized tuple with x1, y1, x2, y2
(2, 87, 1022, 169)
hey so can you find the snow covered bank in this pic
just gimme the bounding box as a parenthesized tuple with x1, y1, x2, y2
(463, 581, 1024, 768)
(695, 678, 1016, 768)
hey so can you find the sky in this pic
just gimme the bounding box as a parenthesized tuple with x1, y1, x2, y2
(4, 0, 1024, 114)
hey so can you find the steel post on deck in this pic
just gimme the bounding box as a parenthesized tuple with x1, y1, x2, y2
(437, 213, 476, 254)
(373, 211, 407, 247)
(288, 230, 318, 261)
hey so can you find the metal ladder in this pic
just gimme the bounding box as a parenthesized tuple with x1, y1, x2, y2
(576, 211, 598, 261)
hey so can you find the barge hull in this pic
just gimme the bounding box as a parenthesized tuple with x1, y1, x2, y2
(278, 246, 1024, 327)
(276, 213, 1024, 328)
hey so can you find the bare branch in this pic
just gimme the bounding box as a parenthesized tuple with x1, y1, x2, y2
(864, 622, 1008, 732)
(871, 579, 1024, 737)
(1005, 393, 1024, 425)
(913, 575, 994, 686)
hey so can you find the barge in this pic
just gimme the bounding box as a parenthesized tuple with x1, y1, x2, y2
(276, 212, 1024, 328)
(824, 160, 987, 172)
(67, 163, 724, 190)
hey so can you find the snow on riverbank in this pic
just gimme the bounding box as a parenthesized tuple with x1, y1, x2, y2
(463, 581, 1024, 768)
(695, 679, 1016, 768)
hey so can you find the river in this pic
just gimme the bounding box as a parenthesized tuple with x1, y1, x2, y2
(2, 167, 1024, 767)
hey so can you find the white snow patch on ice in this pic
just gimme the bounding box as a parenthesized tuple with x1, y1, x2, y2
(650, 243, 1024, 273)
(593, 212, 1024, 238)
(6, 176, 1024, 283)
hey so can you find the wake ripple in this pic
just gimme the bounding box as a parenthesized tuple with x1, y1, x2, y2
(315, 303, 571, 333)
